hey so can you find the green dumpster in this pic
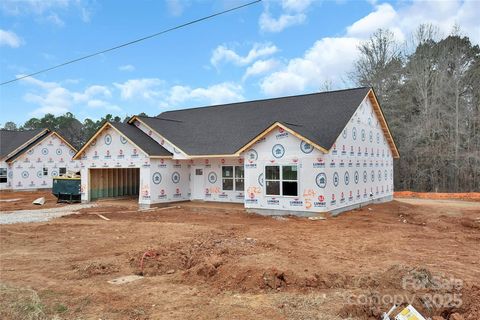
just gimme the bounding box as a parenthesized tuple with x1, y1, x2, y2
(52, 177, 81, 203)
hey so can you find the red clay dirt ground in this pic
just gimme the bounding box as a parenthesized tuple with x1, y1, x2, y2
(0, 192, 479, 320)
(0, 190, 66, 211)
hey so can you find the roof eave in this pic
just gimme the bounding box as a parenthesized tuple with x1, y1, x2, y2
(235, 122, 329, 155)
(366, 89, 400, 158)
(128, 116, 189, 157)
(4, 128, 50, 162)
(73, 122, 173, 160)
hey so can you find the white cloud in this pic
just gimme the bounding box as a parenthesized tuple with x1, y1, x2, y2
(0, 0, 93, 26)
(73, 85, 111, 103)
(243, 59, 281, 81)
(114, 78, 164, 100)
(259, 0, 314, 33)
(18, 75, 242, 117)
(0, 29, 23, 48)
(24, 86, 72, 116)
(347, 3, 397, 37)
(346, 1, 480, 44)
(45, 12, 65, 27)
(118, 64, 135, 72)
(281, 0, 313, 12)
(28, 105, 71, 116)
(19, 76, 57, 90)
(260, 37, 359, 96)
(166, 0, 188, 16)
(0, 0, 69, 15)
(168, 82, 244, 106)
(114, 77, 243, 108)
(257, 0, 479, 97)
(211, 43, 278, 68)
(87, 99, 121, 111)
(259, 12, 306, 33)
(80, 6, 91, 22)
(19, 76, 119, 116)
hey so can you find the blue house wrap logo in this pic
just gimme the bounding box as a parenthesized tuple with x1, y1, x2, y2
(258, 173, 264, 186)
(315, 173, 326, 188)
(246, 149, 258, 161)
(152, 172, 162, 184)
(208, 172, 217, 184)
(300, 141, 313, 154)
(172, 172, 180, 183)
(272, 144, 285, 158)
(333, 172, 339, 187)
(104, 134, 112, 145)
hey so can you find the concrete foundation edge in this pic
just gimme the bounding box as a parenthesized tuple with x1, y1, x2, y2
(328, 195, 393, 216)
(246, 195, 394, 217)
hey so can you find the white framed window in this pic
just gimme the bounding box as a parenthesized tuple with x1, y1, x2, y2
(43, 167, 48, 176)
(59, 167, 67, 175)
(221, 166, 244, 191)
(235, 166, 244, 191)
(0, 168, 7, 183)
(265, 165, 298, 196)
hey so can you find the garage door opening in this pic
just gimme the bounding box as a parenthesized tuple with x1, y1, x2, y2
(89, 168, 139, 201)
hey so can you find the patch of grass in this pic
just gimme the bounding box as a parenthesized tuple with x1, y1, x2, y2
(274, 292, 343, 320)
(0, 283, 47, 320)
(73, 296, 91, 313)
(53, 303, 68, 314)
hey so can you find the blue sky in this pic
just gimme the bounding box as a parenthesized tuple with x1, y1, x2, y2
(0, 0, 479, 126)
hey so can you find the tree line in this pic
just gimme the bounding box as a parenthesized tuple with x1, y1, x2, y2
(2, 113, 148, 151)
(2, 24, 479, 192)
(351, 25, 479, 192)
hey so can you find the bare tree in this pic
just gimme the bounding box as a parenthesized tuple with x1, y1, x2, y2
(351, 25, 480, 192)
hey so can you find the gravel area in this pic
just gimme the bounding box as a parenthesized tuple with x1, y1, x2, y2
(0, 203, 96, 224)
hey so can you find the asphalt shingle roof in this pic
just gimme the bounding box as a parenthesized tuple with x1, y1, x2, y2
(136, 87, 371, 156)
(0, 128, 48, 160)
(109, 122, 172, 157)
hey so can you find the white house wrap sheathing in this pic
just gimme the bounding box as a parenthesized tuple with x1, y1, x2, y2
(1, 133, 78, 190)
(242, 95, 394, 214)
(77, 90, 395, 215)
(79, 126, 148, 204)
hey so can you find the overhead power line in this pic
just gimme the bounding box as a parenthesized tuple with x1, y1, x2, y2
(0, 0, 262, 86)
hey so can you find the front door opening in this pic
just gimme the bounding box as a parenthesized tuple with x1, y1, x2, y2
(192, 167, 204, 200)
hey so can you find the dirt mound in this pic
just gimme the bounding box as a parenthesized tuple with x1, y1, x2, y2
(460, 217, 480, 229)
(338, 298, 384, 320)
(338, 266, 478, 320)
(71, 262, 119, 279)
(130, 236, 468, 309)
(129, 231, 261, 277)
(454, 285, 480, 320)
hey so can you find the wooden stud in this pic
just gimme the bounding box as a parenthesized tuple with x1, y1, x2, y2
(124, 169, 128, 196)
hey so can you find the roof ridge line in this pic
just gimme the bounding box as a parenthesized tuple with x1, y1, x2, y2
(158, 86, 371, 115)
